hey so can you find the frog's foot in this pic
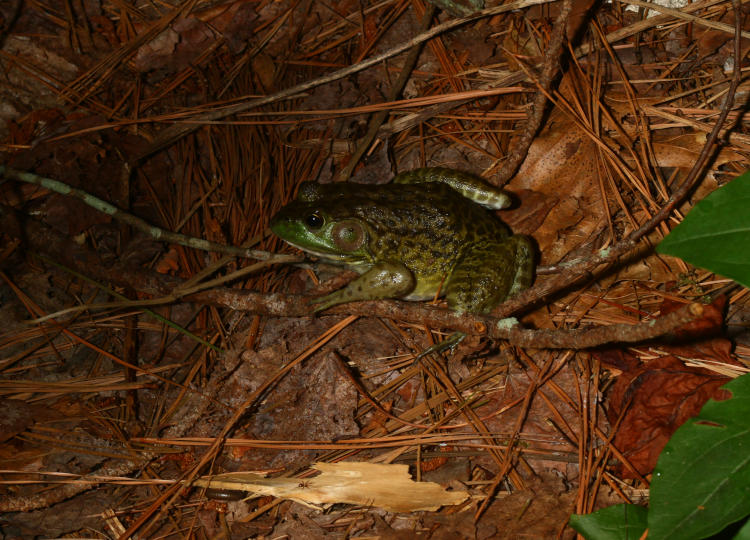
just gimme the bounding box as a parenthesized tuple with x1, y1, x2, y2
(414, 331, 466, 361)
(508, 235, 535, 297)
(392, 168, 512, 209)
(309, 294, 340, 313)
(309, 261, 415, 313)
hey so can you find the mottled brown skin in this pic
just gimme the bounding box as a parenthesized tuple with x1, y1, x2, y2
(270, 168, 534, 315)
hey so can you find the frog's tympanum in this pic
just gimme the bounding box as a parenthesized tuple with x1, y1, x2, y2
(270, 167, 534, 319)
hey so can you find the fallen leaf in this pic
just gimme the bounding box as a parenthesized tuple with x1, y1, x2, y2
(0, 399, 60, 443)
(196, 461, 469, 512)
(597, 297, 741, 477)
(601, 351, 731, 478)
(509, 111, 608, 264)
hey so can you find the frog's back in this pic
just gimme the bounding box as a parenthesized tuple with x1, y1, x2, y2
(356, 181, 506, 240)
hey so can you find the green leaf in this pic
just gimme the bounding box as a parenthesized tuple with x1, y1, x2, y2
(733, 516, 750, 540)
(648, 374, 750, 540)
(570, 504, 648, 540)
(656, 171, 750, 289)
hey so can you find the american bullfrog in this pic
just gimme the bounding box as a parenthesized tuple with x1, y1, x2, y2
(270, 167, 534, 317)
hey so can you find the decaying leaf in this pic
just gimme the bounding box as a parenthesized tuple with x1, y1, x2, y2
(596, 297, 744, 477)
(195, 461, 469, 512)
(509, 113, 603, 263)
(601, 350, 732, 477)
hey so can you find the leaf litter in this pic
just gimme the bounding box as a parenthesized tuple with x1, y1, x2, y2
(0, 0, 749, 537)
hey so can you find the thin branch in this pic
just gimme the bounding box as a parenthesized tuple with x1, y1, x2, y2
(0, 166, 300, 264)
(188, 287, 708, 349)
(617, 0, 750, 39)
(337, 4, 437, 181)
(494, 0, 573, 184)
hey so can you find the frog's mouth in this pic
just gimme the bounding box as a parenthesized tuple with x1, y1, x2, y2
(279, 237, 357, 262)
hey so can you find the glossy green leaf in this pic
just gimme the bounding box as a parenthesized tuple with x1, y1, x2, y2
(733, 517, 750, 540)
(657, 171, 750, 289)
(648, 374, 750, 540)
(569, 504, 648, 540)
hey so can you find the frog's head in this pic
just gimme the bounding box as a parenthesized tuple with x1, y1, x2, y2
(271, 190, 370, 263)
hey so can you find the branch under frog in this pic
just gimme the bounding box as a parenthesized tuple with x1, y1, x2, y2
(187, 287, 708, 349)
(0, 201, 712, 350)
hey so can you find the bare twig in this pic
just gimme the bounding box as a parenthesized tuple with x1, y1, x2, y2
(189, 288, 707, 349)
(617, 0, 750, 39)
(494, 0, 573, 184)
(0, 166, 299, 264)
(337, 5, 437, 181)
(0, 459, 149, 512)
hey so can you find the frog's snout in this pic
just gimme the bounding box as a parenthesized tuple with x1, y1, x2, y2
(269, 209, 292, 236)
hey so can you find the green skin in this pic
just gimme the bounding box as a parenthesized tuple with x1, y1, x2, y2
(270, 167, 534, 315)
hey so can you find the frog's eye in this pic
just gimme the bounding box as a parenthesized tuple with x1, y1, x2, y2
(332, 221, 365, 251)
(305, 212, 324, 229)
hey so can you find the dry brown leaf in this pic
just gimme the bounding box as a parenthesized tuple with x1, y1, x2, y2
(132, 2, 257, 73)
(509, 113, 607, 263)
(196, 462, 469, 512)
(601, 350, 731, 478)
(597, 297, 740, 477)
(252, 53, 277, 92)
(0, 399, 60, 444)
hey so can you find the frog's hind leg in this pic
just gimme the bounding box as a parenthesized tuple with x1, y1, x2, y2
(413, 331, 466, 362)
(414, 236, 534, 359)
(411, 239, 510, 359)
(392, 168, 511, 209)
(444, 237, 525, 315)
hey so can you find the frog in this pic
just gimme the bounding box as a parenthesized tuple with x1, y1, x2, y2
(270, 167, 535, 322)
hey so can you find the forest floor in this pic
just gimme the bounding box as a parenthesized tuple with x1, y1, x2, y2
(0, 0, 749, 538)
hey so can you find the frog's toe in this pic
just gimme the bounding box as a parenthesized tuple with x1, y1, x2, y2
(308, 293, 338, 313)
(415, 331, 466, 360)
(509, 236, 535, 296)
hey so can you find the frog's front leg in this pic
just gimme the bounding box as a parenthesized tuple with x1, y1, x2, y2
(311, 261, 415, 312)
